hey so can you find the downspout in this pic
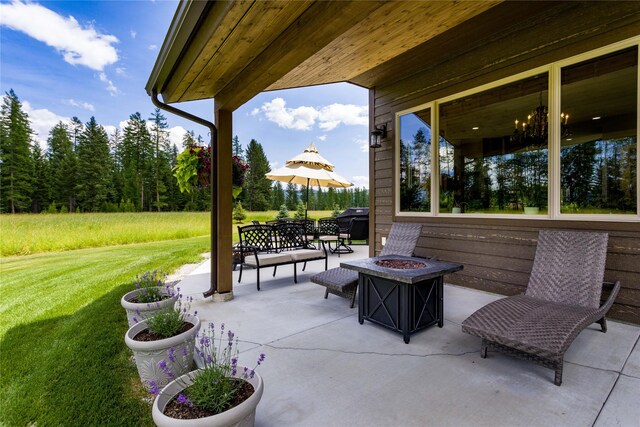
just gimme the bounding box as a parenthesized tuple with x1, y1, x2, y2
(151, 90, 219, 297)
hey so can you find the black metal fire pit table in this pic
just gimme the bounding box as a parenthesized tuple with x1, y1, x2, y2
(341, 255, 463, 344)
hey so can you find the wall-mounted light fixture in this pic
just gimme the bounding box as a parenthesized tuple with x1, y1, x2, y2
(370, 124, 387, 149)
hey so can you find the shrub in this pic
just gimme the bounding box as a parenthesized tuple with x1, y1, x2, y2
(275, 204, 289, 220)
(232, 202, 247, 223)
(331, 204, 341, 217)
(294, 201, 306, 219)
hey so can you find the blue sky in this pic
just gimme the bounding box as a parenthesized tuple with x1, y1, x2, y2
(0, 0, 369, 188)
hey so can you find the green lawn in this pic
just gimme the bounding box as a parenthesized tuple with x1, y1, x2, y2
(1, 210, 333, 256)
(0, 210, 335, 425)
(0, 236, 210, 426)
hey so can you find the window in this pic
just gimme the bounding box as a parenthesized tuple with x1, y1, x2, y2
(398, 107, 432, 212)
(439, 73, 548, 214)
(560, 47, 637, 215)
(395, 40, 639, 220)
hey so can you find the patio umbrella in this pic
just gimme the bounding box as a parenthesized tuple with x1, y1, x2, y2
(266, 143, 352, 219)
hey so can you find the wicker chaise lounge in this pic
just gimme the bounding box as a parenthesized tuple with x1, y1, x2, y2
(310, 222, 422, 307)
(462, 230, 620, 386)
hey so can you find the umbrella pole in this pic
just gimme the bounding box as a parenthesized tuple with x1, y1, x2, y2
(305, 178, 309, 221)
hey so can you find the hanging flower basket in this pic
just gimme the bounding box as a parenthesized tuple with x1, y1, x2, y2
(173, 147, 248, 196)
(173, 145, 212, 194)
(232, 156, 249, 200)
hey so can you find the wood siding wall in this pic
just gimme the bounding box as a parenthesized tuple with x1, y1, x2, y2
(370, 3, 640, 324)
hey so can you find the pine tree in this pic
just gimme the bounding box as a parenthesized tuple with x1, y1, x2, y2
(47, 122, 78, 212)
(30, 144, 50, 212)
(271, 181, 285, 210)
(70, 116, 83, 150)
(0, 90, 34, 213)
(149, 108, 171, 211)
(232, 135, 244, 159)
(75, 117, 111, 211)
(285, 183, 298, 210)
(244, 139, 272, 211)
(121, 113, 153, 210)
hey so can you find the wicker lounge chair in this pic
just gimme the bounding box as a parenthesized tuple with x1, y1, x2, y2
(310, 222, 422, 307)
(462, 230, 620, 386)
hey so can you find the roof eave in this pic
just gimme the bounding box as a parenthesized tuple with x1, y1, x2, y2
(145, 0, 210, 99)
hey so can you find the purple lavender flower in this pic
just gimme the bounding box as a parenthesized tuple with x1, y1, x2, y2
(177, 394, 193, 407)
(181, 346, 188, 356)
(148, 381, 159, 395)
(206, 355, 213, 364)
(158, 360, 167, 370)
(168, 347, 176, 363)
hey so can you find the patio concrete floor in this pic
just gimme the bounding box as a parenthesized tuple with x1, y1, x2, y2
(179, 246, 640, 427)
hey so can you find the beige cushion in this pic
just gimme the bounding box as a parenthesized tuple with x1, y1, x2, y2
(245, 252, 292, 267)
(290, 249, 325, 262)
(306, 235, 316, 241)
(318, 235, 337, 241)
(339, 233, 350, 239)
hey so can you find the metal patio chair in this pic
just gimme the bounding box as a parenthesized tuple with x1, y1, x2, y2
(461, 230, 620, 386)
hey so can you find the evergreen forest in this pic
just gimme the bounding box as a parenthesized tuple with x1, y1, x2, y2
(0, 90, 368, 214)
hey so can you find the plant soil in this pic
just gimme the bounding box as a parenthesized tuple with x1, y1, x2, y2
(128, 294, 168, 304)
(163, 379, 254, 419)
(133, 322, 193, 341)
(375, 259, 426, 270)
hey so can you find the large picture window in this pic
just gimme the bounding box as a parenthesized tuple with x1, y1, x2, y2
(560, 47, 637, 215)
(399, 107, 432, 212)
(439, 73, 549, 215)
(395, 40, 639, 220)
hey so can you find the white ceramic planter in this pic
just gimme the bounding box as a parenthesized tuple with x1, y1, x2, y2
(125, 315, 200, 390)
(152, 368, 264, 427)
(121, 287, 178, 328)
(524, 206, 540, 215)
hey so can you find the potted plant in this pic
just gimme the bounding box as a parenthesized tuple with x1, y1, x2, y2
(121, 270, 177, 328)
(152, 323, 265, 426)
(125, 291, 201, 390)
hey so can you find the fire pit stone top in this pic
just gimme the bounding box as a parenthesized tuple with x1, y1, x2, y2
(340, 255, 464, 284)
(374, 259, 426, 270)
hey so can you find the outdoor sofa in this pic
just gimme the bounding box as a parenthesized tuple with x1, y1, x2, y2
(462, 230, 620, 386)
(237, 223, 327, 291)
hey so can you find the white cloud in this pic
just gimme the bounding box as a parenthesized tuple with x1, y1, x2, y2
(254, 97, 367, 131)
(130, 30, 136, 39)
(317, 135, 327, 141)
(0, 0, 118, 71)
(115, 67, 126, 76)
(355, 137, 369, 153)
(63, 98, 95, 112)
(99, 72, 118, 96)
(148, 44, 158, 51)
(22, 101, 70, 149)
(260, 98, 318, 131)
(168, 126, 188, 148)
(103, 124, 117, 136)
(351, 175, 369, 189)
(317, 103, 368, 131)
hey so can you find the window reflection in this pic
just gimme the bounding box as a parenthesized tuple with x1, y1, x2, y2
(438, 73, 549, 214)
(560, 47, 638, 214)
(399, 109, 431, 212)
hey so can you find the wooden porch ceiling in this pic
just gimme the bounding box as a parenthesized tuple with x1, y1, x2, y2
(147, 0, 501, 111)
